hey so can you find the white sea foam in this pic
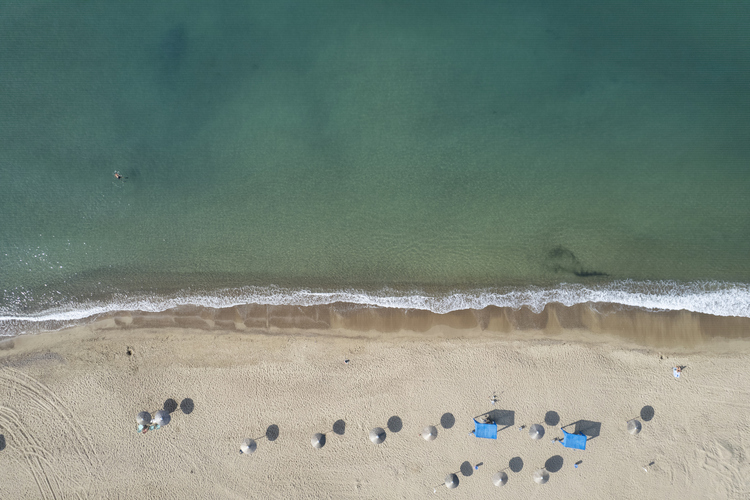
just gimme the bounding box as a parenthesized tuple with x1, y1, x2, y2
(1, 281, 749, 335)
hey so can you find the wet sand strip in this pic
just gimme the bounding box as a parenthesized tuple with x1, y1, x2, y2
(97, 302, 750, 351)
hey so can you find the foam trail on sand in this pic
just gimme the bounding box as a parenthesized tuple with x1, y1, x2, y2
(1, 280, 749, 336)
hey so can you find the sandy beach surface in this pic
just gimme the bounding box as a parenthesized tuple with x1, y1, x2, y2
(1, 311, 750, 499)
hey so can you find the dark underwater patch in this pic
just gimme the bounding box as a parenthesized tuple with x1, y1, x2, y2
(158, 24, 187, 75)
(547, 245, 608, 278)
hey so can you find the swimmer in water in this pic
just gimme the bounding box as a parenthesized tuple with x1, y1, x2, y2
(114, 171, 122, 180)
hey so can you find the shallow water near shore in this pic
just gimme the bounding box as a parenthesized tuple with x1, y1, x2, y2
(1, 1, 749, 334)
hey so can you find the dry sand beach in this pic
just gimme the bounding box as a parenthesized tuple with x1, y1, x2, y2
(1, 304, 750, 499)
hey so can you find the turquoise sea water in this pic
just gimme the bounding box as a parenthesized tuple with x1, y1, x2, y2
(2, 1, 750, 332)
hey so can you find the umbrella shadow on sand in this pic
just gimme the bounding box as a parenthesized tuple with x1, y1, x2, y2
(242, 424, 282, 454)
(163, 399, 179, 413)
(162, 398, 195, 421)
(312, 420, 346, 449)
(460, 461, 479, 477)
(440, 413, 455, 429)
(544, 411, 560, 426)
(180, 398, 194, 415)
(421, 413, 458, 441)
(545, 455, 564, 473)
(387, 416, 403, 433)
(640, 406, 655, 422)
(332, 420, 346, 436)
(263, 424, 280, 442)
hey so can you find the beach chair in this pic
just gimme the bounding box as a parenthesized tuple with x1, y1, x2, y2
(559, 429, 587, 450)
(473, 418, 497, 439)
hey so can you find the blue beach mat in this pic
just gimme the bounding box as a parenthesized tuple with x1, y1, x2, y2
(560, 430, 587, 450)
(473, 419, 497, 439)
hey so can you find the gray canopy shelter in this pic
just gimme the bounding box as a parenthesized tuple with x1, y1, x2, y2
(627, 419, 642, 435)
(421, 426, 438, 441)
(492, 471, 508, 487)
(445, 473, 459, 489)
(529, 424, 545, 440)
(533, 468, 549, 484)
(137, 411, 152, 426)
(241, 438, 257, 454)
(369, 427, 386, 444)
(311, 433, 326, 449)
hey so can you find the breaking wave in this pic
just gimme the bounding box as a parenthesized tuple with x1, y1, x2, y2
(1, 280, 749, 336)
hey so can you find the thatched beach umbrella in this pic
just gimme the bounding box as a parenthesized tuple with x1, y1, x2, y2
(137, 411, 152, 426)
(492, 471, 508, 487)
(421, 425, 438, 441)
(445, 473, 459, 489)
(529, 424, 545, 440)
(627, 419, 642, 435)
(533, 468, 549, 484)
(153, 410, 171, 426)
(311, 433, 326, 449)
(369, 427, 386, 444)
(240, 438, 257, 454)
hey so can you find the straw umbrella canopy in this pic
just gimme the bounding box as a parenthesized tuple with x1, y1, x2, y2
(529, 424, 545, 440)
(627, 419, 642, 435)
(421, 426, 438, 441)
(137, 411, 152, 426)
(492, 471, 508, 487)
(445, 473, 459, 489)
(311, 433, 326, 449)
(153, 410, 171, 426)
(241, 438, 257, 454)
(369, 427, 386, 444)
(533, 468, 549, 484)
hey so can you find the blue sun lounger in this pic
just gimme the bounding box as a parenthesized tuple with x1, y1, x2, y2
(560, 429, 587, 450)
(473, 419, 497, 439)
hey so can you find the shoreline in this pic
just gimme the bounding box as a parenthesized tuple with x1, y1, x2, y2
(6, 301, 749, 352)
(3, 279, 749, 337)
(1, 323, 749, 498)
